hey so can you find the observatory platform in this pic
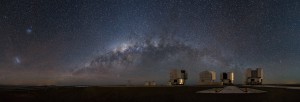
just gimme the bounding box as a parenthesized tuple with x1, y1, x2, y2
(196, 86, 266, 94)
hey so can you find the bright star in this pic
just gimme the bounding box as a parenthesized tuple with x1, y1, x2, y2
(26, 26, 33, 34)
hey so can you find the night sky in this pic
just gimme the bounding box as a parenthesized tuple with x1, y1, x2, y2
(0, 0, 299, 85)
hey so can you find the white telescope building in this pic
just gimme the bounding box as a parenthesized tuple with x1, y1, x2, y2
(246, 68, 263, 85)
(144, 81, 157, 86)
(220, 72, 234, 85)
(199, 71, 216, 85)
(169, 69, 188, 85)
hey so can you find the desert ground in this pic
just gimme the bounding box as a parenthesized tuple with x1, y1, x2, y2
(1, 85, 300, 102)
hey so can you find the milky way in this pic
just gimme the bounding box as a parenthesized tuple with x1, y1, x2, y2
(0, 0, 299, 85)
(72, 36, 234, 84)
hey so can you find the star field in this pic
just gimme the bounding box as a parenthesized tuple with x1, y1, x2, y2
(0, 0, 299, 85)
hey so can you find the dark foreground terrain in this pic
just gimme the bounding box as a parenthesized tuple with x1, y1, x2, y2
(0, 85, 300, 102)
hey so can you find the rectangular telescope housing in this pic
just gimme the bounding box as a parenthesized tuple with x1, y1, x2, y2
(246, 68, 263, 85)
(220, 72, 234, 85)
(169, 69, 188, 85)
(199, 71, 216, 85)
